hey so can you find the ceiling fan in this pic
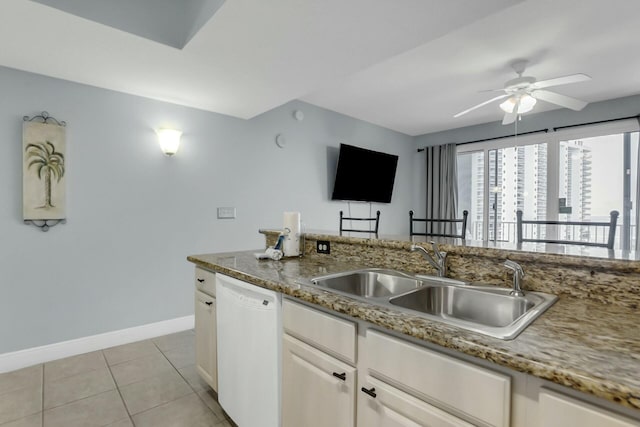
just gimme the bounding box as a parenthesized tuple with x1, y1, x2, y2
(454, 60, 591, 125)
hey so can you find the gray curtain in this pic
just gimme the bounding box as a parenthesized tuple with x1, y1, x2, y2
(425, 144, 458, 234)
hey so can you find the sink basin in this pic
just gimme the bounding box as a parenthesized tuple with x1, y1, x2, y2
(389, 283, 556, 339)
(310, 269, 422, 298)
(300, 269, 557, 340)
(390, 285, 534, 327)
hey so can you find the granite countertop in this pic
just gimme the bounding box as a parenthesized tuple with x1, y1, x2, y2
(187, 250, 640, 411)
(261, 228, 640, 263)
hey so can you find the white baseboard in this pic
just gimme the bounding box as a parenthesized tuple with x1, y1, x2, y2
(0, 315, 195, 373)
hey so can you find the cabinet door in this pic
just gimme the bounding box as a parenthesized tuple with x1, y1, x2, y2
(358, 376, 474, 427)
(282, 334, 356, 427)
(539, 389, 639, 427)
(195, 290, 217, 391)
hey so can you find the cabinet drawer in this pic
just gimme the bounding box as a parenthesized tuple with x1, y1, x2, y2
(283, 299, 357, 364)
(539, 389, 639, 427)
(195, 267, 216, 296)
(358, 375, 474, 427)
(366, 330, 510, 427)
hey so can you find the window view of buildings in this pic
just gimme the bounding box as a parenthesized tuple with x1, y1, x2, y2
(457, 131, 639, 250)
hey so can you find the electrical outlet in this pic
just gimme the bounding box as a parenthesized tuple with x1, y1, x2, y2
(316, 240, 330, 254)
(217, 207, 236, 219)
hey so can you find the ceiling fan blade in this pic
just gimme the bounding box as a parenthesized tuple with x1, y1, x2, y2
(531, 89, 588, 111)
(454, 94, 508, 118)
(478, 88, 504, 93)
(532, 73, 591, 89)
(502, 112, 517, 125)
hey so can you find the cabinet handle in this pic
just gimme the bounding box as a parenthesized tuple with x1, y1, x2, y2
(361, 387, 376, 398)
(197, 279, 205, 283)
(205, 301, 213, 306)
(332, 372, 346, 381)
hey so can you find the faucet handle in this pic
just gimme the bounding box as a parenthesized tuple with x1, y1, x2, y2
(504, 260, 524, 277)
(429, 241, 446, 261)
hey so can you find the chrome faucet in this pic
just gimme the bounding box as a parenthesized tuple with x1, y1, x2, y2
(410, 242, 447, 277)
(504, 260, 525, 297)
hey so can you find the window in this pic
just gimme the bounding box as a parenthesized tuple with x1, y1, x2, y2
(456, 119, 640, 249)
(558, 132, 639, 249)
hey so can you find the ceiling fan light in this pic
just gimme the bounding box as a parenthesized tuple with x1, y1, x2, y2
(517, 94, 537, 113)
(499, 97, 517, 113)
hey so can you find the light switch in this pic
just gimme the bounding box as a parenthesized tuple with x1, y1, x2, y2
(217, 207, 236, 219)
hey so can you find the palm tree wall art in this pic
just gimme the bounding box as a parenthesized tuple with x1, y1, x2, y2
(25, 141, 65, 209)
(23, 119, 66, 221)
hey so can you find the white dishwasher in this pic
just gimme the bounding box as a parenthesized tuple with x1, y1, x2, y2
(216, 274, 282, 427)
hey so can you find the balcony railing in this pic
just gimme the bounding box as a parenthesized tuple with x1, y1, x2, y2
(469, 221, 636, 250)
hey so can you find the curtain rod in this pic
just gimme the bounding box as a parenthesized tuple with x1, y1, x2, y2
(417, 129, 548, 152)
(416, 114, 640, 153)
(552, 114, 640, 132)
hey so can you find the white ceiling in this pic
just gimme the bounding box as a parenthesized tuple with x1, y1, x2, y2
(1, 0, 639, 136)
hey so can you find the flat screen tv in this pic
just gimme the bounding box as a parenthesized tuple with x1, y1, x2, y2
(331, 143, 399, 203)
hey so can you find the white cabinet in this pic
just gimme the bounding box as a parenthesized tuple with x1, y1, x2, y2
(194, 267, 217, 391)
(282, 300, 357, 427)
(195, 289, 217, 391)
(358, 375, 474, 427)
(281, 300, 513, 427)
(366, 329, 511, 427)
(539, 389, 640, 427)
(282, 334, 356, 427)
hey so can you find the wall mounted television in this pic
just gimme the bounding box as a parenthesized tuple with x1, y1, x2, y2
(331, 143, 399, 203)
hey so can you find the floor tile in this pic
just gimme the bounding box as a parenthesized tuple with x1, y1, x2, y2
(103, 340, 159, 366)
(119, 370, 192, 415)
(177, 365, 210, 392)
(104, 418, 133, 427)
(44, 367, 115, 409)
(0, 386, 42, 425)
(153, 331, 195, 352)
(0, 366, 42, 395)
(43, 390, 128, 427)
(132, 394, 218, 427)
(110, 353, 174, 387)
(197, 389, 227, 421)
(162, 345, 195, 369)
(44, 351, 106, 383)
(0, 413, 42, 427)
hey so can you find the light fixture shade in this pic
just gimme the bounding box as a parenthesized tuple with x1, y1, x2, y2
(499, 97, 517, 113)
(499, 94, 537, 115)
(157, 128, 182, 156)
(517, 94, 537, 113)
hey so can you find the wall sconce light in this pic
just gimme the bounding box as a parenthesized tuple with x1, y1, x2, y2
(156, 128, 182, 156)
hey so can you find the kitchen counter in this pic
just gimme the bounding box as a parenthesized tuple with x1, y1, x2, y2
(187, 250, 640, 411)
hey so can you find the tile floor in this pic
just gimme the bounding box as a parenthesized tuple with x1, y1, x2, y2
(0, 330, 235, 427)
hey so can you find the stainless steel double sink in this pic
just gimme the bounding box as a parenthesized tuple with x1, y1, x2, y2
(298, 269, 557, 340)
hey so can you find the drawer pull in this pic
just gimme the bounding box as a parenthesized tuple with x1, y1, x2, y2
(332, 372, 346, 381)
(205, 301, 213, 306)
(197, 278, 205, 283)
(361, 387, 376, 398)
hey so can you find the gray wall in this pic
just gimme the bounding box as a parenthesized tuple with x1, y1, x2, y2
(0, 66, 414, 354)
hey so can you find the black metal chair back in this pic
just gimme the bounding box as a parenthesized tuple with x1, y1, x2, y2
(516, 210, 619, 249)
(409, 210, 468, 239)
(339, 210, 380, 236)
